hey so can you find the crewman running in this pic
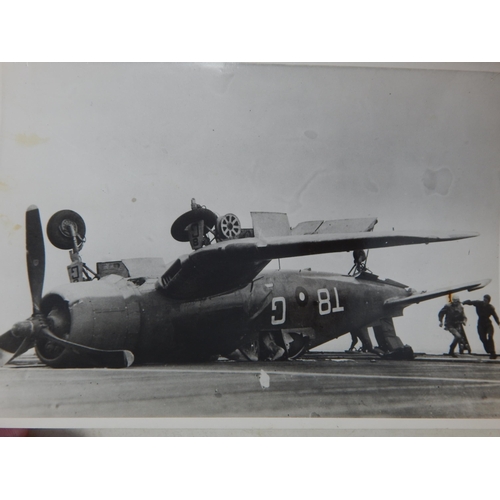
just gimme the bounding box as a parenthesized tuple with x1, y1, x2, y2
(438, 295, 468, 357)
(463, 294, 499, 359)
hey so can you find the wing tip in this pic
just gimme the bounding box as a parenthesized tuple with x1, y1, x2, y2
(468, 278, 491, 291)
(124, 350, 135, 367)
(459, 231, 480, 239)
(434, 231, 479, 241)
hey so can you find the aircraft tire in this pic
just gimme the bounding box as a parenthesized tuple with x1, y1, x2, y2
(46, 209, 86, 250)
(170, 208, 218, 242)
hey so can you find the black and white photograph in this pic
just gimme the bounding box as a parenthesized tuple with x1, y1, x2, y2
(1, 62, 499, 435)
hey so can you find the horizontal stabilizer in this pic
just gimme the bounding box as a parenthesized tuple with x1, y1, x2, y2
(384, 279, 491, 312)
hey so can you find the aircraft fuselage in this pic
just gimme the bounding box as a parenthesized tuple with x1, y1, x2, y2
(38, 269, 411, 365)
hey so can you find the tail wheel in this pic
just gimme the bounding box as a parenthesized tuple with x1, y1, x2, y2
(217, 213, 241, 240)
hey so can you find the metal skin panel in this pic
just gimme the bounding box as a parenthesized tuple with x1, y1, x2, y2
(121, 258, 166, 279)
(245, 270, 411, 350)
(136, 269, 413, 362)
(38, 268, 485, 364)
(43, 276, 262, 364)
(133, 283, 254, 363)
(43, 275, 141, 352)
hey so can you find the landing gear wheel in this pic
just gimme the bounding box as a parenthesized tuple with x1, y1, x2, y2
(46, 210, 86, 250)
(171, 208, 218, 242)
(217, 213, 241, 240)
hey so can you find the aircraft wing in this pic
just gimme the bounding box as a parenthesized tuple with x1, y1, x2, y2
(384, 279, 491, 316)
(158, 230, 479, 300)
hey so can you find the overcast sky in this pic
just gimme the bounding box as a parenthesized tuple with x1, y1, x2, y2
(1, 62, 499, 354)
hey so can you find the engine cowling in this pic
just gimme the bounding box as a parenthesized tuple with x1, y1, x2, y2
(36, 275, 142, 367)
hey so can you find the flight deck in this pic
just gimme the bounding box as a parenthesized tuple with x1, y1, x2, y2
(2, 351, 500, 424)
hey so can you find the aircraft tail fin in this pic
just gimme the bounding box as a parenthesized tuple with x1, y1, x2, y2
(384, 279, 491, 314)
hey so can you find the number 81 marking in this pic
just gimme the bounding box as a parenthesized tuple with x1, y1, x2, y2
(271, 288, 344, 325)
(317, 288, 344, 315)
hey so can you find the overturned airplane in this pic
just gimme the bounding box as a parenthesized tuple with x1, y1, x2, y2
(0, 199, 489, 367)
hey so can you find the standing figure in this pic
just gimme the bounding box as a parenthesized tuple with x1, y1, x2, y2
(463, 295, 499, 359)
(347, 332, 359, 352)
(438, 295, 468, 357)
(346, 328, 374, 353)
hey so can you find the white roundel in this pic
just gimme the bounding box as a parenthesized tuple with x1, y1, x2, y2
(295, 287, 309, 306)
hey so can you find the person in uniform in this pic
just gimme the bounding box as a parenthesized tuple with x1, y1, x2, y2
(459, 328, 472, 355)
(438, 295, 468, 357)
(463, 294, 499, 359)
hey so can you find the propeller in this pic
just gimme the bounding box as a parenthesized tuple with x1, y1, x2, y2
(0, 206, 43, 364)
(26, 204, 45, 315)
(0, 206, 133, 368)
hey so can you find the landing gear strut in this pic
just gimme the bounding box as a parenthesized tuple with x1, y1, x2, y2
(171, 199, 247, 250)
(46, 209, 97, 282)
(348, 249, 371, 276)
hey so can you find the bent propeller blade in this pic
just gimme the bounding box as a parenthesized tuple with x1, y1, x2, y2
(0, 348, 11, 367)
(39, 328, 134, 368)
(26, 205, 45, 315)
(0, 329, 25, 354)
(5, 337, 34, 365)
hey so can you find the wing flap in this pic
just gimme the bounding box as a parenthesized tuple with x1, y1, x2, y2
(251, 212, 291, 238)
(291, 217, 378, 235)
